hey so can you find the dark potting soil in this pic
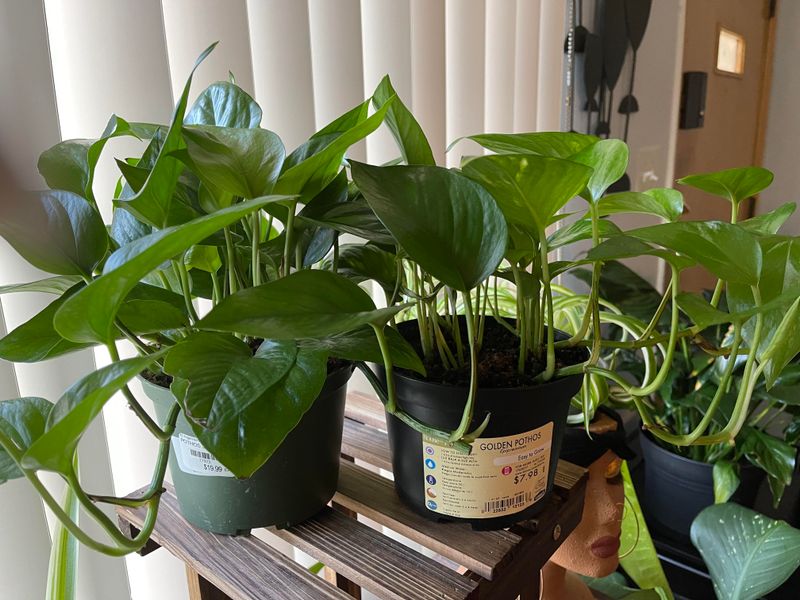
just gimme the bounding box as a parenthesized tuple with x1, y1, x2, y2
(141, 340, 348, 389)
(396, 318, 586, 388)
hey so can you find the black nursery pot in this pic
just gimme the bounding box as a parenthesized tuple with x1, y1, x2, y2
(377, 324, 585, 530)
(144, 364, 353, 535)
(640, 431, 765, 542)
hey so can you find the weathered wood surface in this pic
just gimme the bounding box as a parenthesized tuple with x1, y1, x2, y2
(117, 487, 350, 600)
(271, 506, 478, 600)
(117, 390, 588, 600)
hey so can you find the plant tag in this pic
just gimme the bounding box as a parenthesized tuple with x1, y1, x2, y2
(421, 422, 553, 519)
(172, 433, 234, 477)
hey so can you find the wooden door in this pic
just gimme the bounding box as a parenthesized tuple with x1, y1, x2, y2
(674, 0, 776, 291)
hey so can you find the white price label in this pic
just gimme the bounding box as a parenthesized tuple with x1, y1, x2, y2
(172, 433, 234, 477)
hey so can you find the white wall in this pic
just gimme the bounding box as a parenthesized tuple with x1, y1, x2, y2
(759, 0, 800, 234)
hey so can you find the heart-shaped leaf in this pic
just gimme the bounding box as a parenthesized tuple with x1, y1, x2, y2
(175, 346, 328, 478)
(758, 298, 800, 388)
(54, 195, 291, 344)
(164, 333, 296, 430)
(185, 81, 262, 128)
(336, 243, 400, 293)
(461, 131, 598, 158)
(739, 203, 796, 236)
(462, 154, 593, 239)
(626, 221, 762, 284)
(372, 75, 435, 166)
(691, 503, 800, 600)
(713, 460, 740, 503)
(568, 138, 629, 202)
(275, 98, 394, 201)
(182, 125, 285, 199)
(298, 325, 424, 374)
(547, 218, 622, 249)
(351, 161, 508, 291)
(0, 190, 108, 277)
(21, 353, 164, 474)
(0, 398, 53, 482)
(740, 427, 796, 504)
(0, 276, 82, 296)
(678, 167, 774, 206)
(115, 43, 217, 227)
(597, 188, 684, 222)
(199, 269, 405, 339)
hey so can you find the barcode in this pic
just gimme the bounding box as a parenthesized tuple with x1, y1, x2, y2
(189, 449, 213, 460)
(483, 492, 532, 514)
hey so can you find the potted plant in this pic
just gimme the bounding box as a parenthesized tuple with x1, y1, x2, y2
(0, 44, 415, 547)
(586, 253, 798, 540)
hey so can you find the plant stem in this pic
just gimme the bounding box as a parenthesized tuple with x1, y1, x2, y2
(223, 226, 237, 295)
(449, 291, 480, 441)
(283, 200, 297, 276)
(251, 213, 261, 286)
(539, 233, 556, 381)
(172, 260, 199, 324)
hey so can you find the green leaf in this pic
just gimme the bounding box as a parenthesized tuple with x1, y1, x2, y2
(462, 154, 592, 238)
(184, 245, 221, 273)
(740, 427, 796, 505)
(336, 243, 400, 293)
(626, 221, 762, 284)
(115, 43, 217, 227)
(0, 276, 82, 296)
(691, 503, 800, 600)
(597, 188, 684, 222)
(713, 460, 740, 503)
(182, 125, 285, 198)
(372, 75, 435, 166)
(179, 346, 328, 478)
(461, 131, 598, 158)
(275, 98, 394, 201)
(678, 167, 774, 205)
(619, 462, 673, 599)
(199, 270, 405, 339)
(0, 398, 52, 482)
(352, 161, 508, 291)
(298, 325, 425, 375)
(185, 81, 262, 128)
(676, 293, 731, 329)
(739, 203, 796, 235)
(586, 235, 696, 272)
(54, 195, 290, 344)
(547, 218, 621, 249)
(759, 298, 800, 388)
(580, 573, 666, 600)
(568, 138, 629, 202)
(299, 196, 395, 246)
(0, 284, 93, 362)
(22, 353, 163, 473)
(164, 334, 296, 430)
(0, 190, 108, 277)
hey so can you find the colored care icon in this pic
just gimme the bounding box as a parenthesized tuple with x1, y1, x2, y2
(425, 446, 435, 455)
(426, 487, 437, 499)
(425, 458, 436, 469)
(426, 500, 438, 510)
(426, 474, 436, 485)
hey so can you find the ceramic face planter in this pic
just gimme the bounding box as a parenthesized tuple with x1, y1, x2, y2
(541, 409, 634, 600)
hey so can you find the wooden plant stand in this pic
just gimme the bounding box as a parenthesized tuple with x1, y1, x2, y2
(117, 391, 587, 599)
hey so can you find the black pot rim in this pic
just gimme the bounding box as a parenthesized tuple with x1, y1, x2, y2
(641, 429, 760, 472)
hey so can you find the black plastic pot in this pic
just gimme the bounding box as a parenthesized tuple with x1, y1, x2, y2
(376, 347, 584, 530)
(640, 431, 765, 542)
(143, 364, 352, 534)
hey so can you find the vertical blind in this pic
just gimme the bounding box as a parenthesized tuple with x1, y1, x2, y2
(0, 1, 567, 598)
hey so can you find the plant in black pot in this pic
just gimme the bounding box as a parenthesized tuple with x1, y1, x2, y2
(0, 44, 412, 550)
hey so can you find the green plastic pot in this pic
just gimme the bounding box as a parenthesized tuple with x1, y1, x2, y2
(142, 364, 352, 534)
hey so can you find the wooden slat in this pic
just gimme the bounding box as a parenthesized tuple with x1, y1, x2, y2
(117, 487, 350, 600)
(334, 459, 521, 580)
(342, 410, 587, 494)
(344, 390, 387, 429)
(272, 506, 478, 600)
(342, 417, 393, 471)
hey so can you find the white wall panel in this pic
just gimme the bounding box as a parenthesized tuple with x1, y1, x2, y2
(445, 0, 486, 166)
(484, 0, 517, 133)
(410, 0, 446, 164)
(161, 0, 256, 102)
(247, 0, 316, 151)
(513, 0, 542, 131)
(537, 0, 567, 130)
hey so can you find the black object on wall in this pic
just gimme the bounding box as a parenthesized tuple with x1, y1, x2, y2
(679, 71, 707, 129)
